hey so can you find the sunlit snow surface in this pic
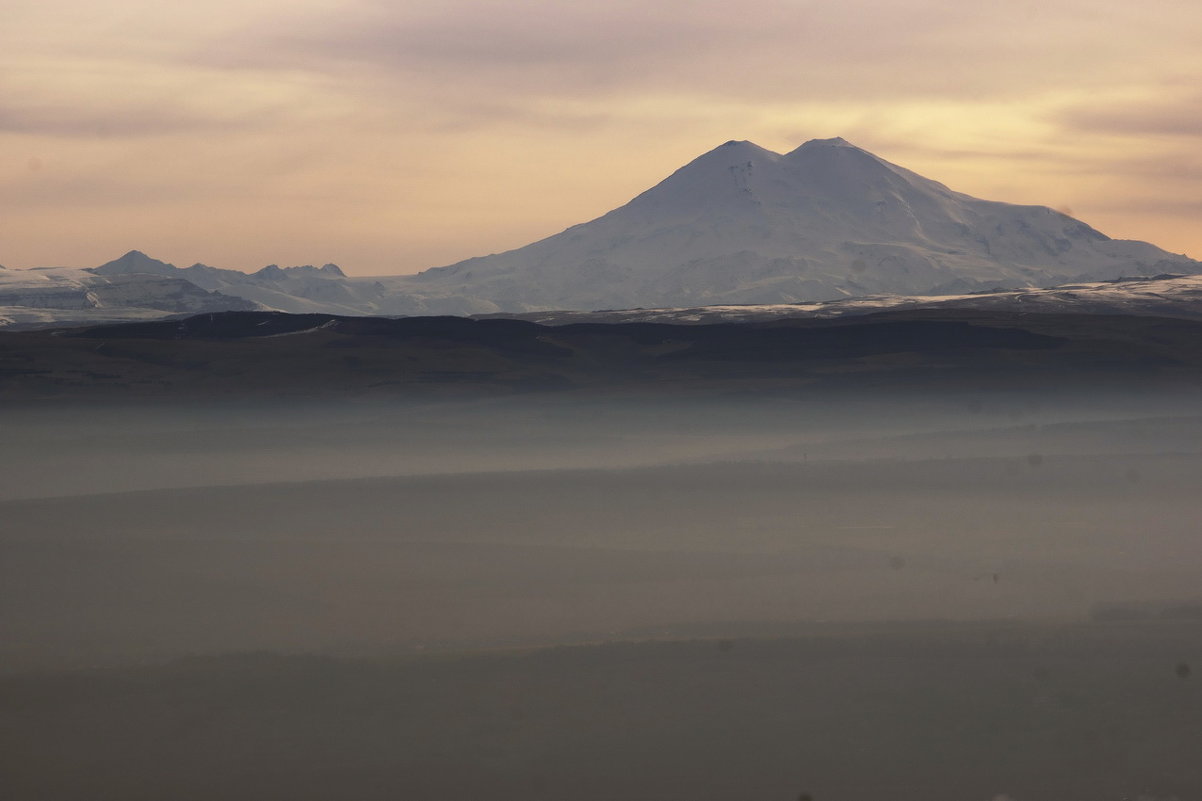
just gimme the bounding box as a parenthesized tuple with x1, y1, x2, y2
(485, 273, 1202, 325)
(0, 263, 257, 327)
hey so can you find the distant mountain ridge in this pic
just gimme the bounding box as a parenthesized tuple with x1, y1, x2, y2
(2, 137, 1199, 327)
(95, 250, 345, 280)
(0, 260, 258, 329)
(92, 251, 371, 315)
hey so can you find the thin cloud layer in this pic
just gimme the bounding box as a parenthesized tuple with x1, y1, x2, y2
(221, 0, 1193, 101)
(1054, 92, 1202, 139)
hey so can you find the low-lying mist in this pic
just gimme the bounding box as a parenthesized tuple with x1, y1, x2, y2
(2, 389, 1201, 800)
(3, 390, 1200, 671)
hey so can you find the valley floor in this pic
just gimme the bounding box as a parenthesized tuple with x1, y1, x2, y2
(1, 369, 1200, 800)
(2, 621, 1200, 801)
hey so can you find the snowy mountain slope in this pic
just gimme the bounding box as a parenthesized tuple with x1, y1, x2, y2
(92, 251, 381, 315)
(0, 251, 463, 328)
(475, 273, 1202, 325)
(403, 137, 1198, 311)
(0, 263, 259, 328)
(86, 251, 520, 316)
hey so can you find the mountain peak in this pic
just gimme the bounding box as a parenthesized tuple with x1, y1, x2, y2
(94, 250, 177, 276)
(718, 139, 764, 150)
(800, 136, 855, 148)
(254, 263, 346, 279)
(786, 137, 866, 158)
(700, 139, 779, 160)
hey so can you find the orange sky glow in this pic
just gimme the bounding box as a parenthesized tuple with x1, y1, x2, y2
(3, 0, 1200, 275)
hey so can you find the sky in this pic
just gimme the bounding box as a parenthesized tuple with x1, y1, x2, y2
(3, 0, 1200, 276)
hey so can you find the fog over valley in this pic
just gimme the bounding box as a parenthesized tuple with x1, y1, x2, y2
(3, 382, 1201, 799)
(4, 392, 1202, 670)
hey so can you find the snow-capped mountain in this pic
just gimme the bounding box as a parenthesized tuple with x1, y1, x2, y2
(3, 136, 1199, 327)
(0, 251, 446, 328)
(0, 261, 258, 329)
(405, 137, 1197, 311)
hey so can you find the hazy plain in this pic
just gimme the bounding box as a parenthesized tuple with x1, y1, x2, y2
(2, 391, 1200, 799)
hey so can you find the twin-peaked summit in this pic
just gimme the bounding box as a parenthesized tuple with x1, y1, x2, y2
(6, 137, 1197, 326)
(407, 138, 1196, 311)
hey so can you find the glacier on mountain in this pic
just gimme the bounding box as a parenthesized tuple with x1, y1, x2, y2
(2, 137, 1199, 326)
(402, 137, 1198, 312)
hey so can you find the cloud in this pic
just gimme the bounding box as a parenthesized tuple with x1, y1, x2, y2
(1024, 143, 1202, 187)
(198, 0, 1200, 111)
(15, 1, 1202, 147)
(1086, 198, 1202, 216)
(1052, 78, 1202, 139)
(0, 55, 307, 140)
(0, 103, 234, 138)
(1052, 92, 1202, 139)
